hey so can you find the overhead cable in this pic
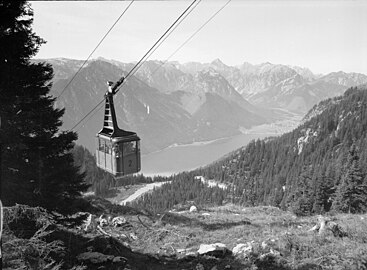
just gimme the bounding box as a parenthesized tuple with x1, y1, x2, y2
(121, 0, 202, 83)
(70, 99, 105, 131)
(56, 0, 135, 99)
(115, 0, 198, 94)
(71, 0, 197, 131)
(151, 0, 231, 77)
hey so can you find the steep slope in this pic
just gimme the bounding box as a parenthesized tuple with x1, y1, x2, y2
(180, 69, 261, 114)
(190, 93, 264, 141)
(249, 77, 346, 113)
(125, 60, 192, 93)
(197, 86, 367, 210)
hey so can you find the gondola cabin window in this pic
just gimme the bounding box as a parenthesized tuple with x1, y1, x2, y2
(123, 141, 136, 155)
(98, 139, 105, 152)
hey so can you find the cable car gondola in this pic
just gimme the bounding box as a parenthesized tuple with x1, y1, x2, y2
(96, 78, 141, 177)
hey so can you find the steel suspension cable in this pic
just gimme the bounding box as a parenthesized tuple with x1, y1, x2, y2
(121, 0, 202, 83)
(71, 0, 198, 131)
(115, 0, 198, 94)
(56, 0, 135, 99)
(150, 0, 231, 77)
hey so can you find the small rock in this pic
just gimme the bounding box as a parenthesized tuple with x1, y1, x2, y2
(112, 256, 126, 263)
(112, 216, 127, 227)
(190, 205, 198, 212)
(270, 248, 281, 256)
(232, 243, 252, 257)
(202, 213, 210, 216)
(77, 252, 114, 264)
(198, 243, 227, 254)
(185, 251, 197, 256)
(129, 233, 137, 240)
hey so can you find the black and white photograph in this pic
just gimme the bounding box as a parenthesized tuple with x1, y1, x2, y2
(1, 0, 367, 269)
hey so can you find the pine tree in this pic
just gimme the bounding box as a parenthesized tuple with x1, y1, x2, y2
(332, 144, 367, 213)
(0, 1, 88, 213)
(290, 166, 314, 216)
(313, 167, 334, 213)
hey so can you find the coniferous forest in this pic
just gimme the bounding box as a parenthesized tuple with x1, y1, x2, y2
(129, 172, 226, 213)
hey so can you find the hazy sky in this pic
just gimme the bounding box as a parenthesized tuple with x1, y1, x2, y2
(31, 0, 367, 75)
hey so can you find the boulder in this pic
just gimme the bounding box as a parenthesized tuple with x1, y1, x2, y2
(190, 205, 198, 212)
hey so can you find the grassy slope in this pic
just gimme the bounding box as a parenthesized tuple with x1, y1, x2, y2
(3, 201, 367, 270)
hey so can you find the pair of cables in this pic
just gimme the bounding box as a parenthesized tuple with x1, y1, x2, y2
(56, 0, 135, 100)
(70, 0, 200, 131)
(68, 0, 231, 131)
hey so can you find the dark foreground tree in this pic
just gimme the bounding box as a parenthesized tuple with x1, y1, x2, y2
(0, 1, 88, 212)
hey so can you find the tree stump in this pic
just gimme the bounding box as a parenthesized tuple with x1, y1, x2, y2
(309, 215, 347, 237)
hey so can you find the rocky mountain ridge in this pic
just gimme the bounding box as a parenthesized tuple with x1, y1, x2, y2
(41, 57, 367, 153)
(101, 57, 367, 114)
(174, 59, 367, 114)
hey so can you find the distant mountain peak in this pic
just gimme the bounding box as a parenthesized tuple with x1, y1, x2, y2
(211, 58, 227, 67)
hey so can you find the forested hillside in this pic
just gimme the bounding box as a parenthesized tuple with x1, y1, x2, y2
(195, 86, 367, 214)
(129, 171, 226, 213)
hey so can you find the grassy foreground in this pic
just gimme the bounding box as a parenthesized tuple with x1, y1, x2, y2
(2, 199, 367, 269)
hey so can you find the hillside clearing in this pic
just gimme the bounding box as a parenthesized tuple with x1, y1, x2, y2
(3, 201, 367, 270)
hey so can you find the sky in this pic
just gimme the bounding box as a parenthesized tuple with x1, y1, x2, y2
(31, 0, 367, 75)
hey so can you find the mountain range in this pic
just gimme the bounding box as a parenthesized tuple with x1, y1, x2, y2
(45, 59, 266, 154)
(38, 57, 367, 154)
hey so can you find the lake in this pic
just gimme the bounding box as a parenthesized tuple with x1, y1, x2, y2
(140, 132, 275, 176)
(140, 115, 301, 176)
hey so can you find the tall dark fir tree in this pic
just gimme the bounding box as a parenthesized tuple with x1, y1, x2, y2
(332, 144, 367, 213)
(0, 1, 88, 212)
